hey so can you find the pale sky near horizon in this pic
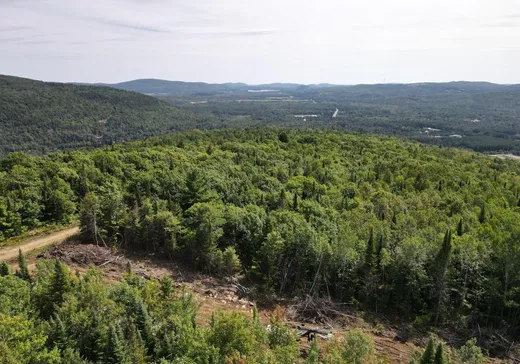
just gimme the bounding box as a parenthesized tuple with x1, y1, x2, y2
(1, 0, 520, 85)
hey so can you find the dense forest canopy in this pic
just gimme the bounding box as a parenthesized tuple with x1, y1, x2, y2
(2, 128, 520, 345)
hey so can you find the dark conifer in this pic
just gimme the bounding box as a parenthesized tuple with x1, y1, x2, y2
(105, 324, 126, 364)
(0, 262, 9, 276)
(457, 218, 463, 236)
(434, 343, 445, 364)
(420, 338, 435, 364)
(16, 249, 31, 282)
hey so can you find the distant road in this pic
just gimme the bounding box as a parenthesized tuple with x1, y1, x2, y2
(332, 108, 339, 118)
(0, 226, 80, 262)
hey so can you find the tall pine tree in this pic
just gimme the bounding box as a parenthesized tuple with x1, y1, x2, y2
(434, 343, 445, 364)
(52, 260, 71, 307)
(420, 338, 435, 364)
(105, 324, 126, 364)
(433, 230, 452, 325)
(135, 301, 154, 356)
(16, 249, 31, 282)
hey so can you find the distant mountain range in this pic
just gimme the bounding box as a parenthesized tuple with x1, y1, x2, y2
(80, 79, 338, 95)
(82, 78, 520, 96)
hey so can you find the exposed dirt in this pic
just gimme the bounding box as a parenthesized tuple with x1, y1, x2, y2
(0, 226, 79, 262)
(43, 241, 258, 318)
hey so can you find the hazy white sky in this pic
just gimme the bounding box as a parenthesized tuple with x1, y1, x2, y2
(1, 0, 520, 84)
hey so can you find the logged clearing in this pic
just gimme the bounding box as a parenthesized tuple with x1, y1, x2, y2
(2, 232, 506, 363)
(38, 240, 429, 363)
(0, 226, 79, 262)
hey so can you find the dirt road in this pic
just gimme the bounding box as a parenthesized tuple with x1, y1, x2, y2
(0, 226, 80, 262)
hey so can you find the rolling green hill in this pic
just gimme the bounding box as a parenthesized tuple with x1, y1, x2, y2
(104, 78, 248, 95)
(0, 75, 218, 154)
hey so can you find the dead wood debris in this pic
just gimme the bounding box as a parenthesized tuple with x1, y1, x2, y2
(287, 295, 359, 326)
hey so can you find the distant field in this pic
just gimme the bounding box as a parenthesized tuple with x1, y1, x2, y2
(491, 154, 520, 160)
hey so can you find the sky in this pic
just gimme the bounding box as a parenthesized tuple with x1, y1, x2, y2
(1, 0, 520, 85)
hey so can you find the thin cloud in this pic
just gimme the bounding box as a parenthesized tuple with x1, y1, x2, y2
(189, 29, 287, 38)
(0, 26, 32, 32)
(89, 17, 170, 33)
(20, 40, 55, 45)
(0, 36, 26, 43)
(10, 2, 172, 34)
(98, 37, 136, 43)
(66, 41, 90, 45)
(352, 25, 386, 30)
(486, 21, 520, 28)
(66, 37, 136, 45)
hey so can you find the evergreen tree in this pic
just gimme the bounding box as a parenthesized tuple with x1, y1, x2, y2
(105, 324, 126, 364)
(479, 205, 486, 224)
(135, 301, 154, 355)
(86, 313, 108, 363)
(278, 132, 289, 143)
(279, 189, 286, 209)
(364, 228, 375, 272)
(222, 247, 241, 276)
(457, 218, 463, 236)
(434, 343, 445, 364)
(434, 230, 452, 325)
(293, 193, 298, 210)
(0, 261, 9, 276)
(160, 275, 173, 299)
(376, 234, 384, 270)
(50, 313, 69, 350)
(52, 260, 71, 307)
(16, 249, 31, 282)
(126, 323, 147, 364)
(420, 338, 435, 364)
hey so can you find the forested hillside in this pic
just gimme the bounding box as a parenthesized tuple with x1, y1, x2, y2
(2, 128, 520, 346)
(0, 75, 218, 154)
